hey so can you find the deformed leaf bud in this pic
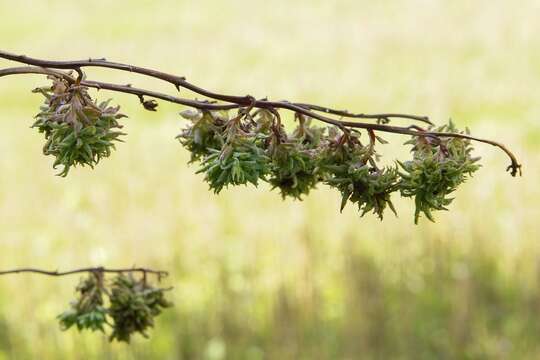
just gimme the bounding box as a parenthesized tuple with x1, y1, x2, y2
(57, 271, 172, 343)
(32, 77, 126, 176)
(176, 108, 481, 223)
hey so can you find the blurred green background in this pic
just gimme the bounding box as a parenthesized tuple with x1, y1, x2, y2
(0, 1, 539, 359)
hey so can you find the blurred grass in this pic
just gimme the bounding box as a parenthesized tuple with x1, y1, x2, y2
(0, 0, 539, 359)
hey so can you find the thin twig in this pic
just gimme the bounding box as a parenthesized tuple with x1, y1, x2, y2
(0, 67, 241, 111)
(0, 267, 168, 277)
(0, 49, 430, 124)
(0, 58, 522, 176)
(295, 102, 433, 125)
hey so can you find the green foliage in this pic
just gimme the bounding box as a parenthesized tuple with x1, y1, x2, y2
(327, 164, 399, 219)
(197, 142, 270, 194)
(179, 111, 271, 194)
(176, 110, 226, 162)
(32, 78, 126, 176)
(57, 273, 106, 332)
(108, 274, 172, 343)
(27, 78, 484, 223)
(57, 272, 172, 343)
(319, 129, 397, 219)
(398, 122, 481, 223)
(179, 110, 481, 223)
(266, 120, 323, 200)
(267, 143, 319, 200)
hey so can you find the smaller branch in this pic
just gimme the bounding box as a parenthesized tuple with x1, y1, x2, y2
(0, 50, 431, 125)
(295, 102, 434, 125)
(83, 79, 243, 111)
(0, 66, 72, 82)
(423, 130, 522, 177)
(0, 66, 242, 111)
(0, 267, 168, 277)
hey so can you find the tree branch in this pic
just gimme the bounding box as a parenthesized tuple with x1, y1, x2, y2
(0, 267, 168, 277)
(0, 49, 432, 124)
(0, 66, 242, 111)
(0, 51, 522, 176)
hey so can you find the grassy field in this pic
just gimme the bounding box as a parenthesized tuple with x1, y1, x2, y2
(0, 1, 539, 359)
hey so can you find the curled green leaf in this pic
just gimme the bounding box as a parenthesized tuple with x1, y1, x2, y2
(32, 78, 126, 176)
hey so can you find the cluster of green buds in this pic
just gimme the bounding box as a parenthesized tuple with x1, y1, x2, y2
(108, 274, 172, 343)
(266, 114, 324, 199)
(398, 122, 481, 223)
(22, 76, 491, 223)
(179, 109, 271, 193)
(32, 78, 126, 176)
(319, 127, 399, 219)
(57, 272, 172, 343)
(178, 108, 480, 223)
(26, 77, 482, 223)
(57, 272, 107, 332)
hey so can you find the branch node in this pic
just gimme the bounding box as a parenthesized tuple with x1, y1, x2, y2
(138, 94, 159, 111)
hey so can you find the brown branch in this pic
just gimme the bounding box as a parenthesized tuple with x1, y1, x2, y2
(0, 60, 522, 176)
(0, 66, 242, 111)
(0, 49, 431, 124)
(0, 267, 168, 277)
(0, 67, 436, 129)
(294, 102, 433, 125)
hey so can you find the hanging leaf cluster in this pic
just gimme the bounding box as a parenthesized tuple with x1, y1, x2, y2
(24, 69, 513, 224)
(32, 78, 126, 176)
(20, 69, 515, 223)
(177, 110, 481, 223)
(57, 272, 107, 332)
(398, 121, 481, 223)
(57, 272, 172, 343)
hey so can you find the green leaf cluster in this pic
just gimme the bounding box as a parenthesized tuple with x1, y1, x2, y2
(327, 163, 399, 220)
(57, 273, 106, 332)
(57, 273, 172, 343)
(197, 143, 270, 194)
(267, 143, 319, 200)
(108, 274, 172, 343)
(32, 78, 126, 176)
(179, 110, 271, 194)
(176, 110, 226, 162)
(319, 130, 398, 219)
(178, 110, 326, 198)
(266, 119, 324, 200)
(398, 121, 481, 223)
(178, 109, 481, 223)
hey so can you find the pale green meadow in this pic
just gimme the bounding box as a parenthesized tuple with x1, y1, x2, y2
(0, 1, 539, 359)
